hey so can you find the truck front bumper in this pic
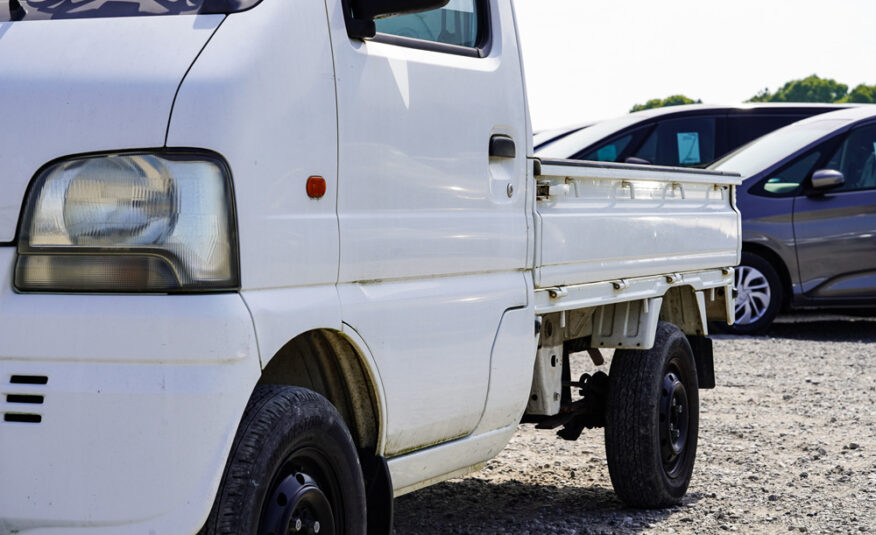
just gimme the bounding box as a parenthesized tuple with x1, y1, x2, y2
(0, 247, 262, 535)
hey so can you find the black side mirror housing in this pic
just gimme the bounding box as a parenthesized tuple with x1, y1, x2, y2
(807, 169, 845, 195)
(344, 0, 450, 39)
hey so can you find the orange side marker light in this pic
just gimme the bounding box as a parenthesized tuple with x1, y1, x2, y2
(306, 176, 327, 199)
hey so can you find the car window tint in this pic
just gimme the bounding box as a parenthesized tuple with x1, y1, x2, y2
(582, 134, 633, 162)
(375, 0, 481, 48)
(824, 124, 876, 192)
(758, 151, 821, 196)
(728, 115, 803, 149)
(633, 117, 716, 167)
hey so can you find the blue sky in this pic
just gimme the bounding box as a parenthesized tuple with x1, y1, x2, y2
(514, 0, 876, 130)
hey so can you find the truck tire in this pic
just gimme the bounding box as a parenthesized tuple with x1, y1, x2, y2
(724, 252, 783, 334)
(202, 385, 367, 535)
(605, 322, 699, 508)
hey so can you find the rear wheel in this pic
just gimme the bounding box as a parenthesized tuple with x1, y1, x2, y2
(202, 386, 367, 535)
(605, 322, 699, 508)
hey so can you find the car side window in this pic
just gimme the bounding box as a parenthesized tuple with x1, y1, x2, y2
(755, 151, 822, 196)
(823, 124, 876, 192)
(374, 0, 483, 48)
(633, 117, 717, 167)
(576, 125, 653, 163)
(728, 115, 802, 149)
(582, 134, 634, 162)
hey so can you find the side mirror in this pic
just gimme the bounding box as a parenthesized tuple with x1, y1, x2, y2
(345, 0, 450, 39)
(624, 157, 651, 165)
(809, 169, 845, 194)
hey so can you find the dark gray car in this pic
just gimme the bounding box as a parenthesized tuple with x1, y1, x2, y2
(710, 106, 876, 333)
(536, 103, 849, 167)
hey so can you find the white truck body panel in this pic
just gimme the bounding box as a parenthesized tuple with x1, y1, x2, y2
(324, 0, 534, 456)
(0, 248, 261, 535)
(166, 0, 340, 290)
(535, 159, 741, 289)
(327, 0, 530, 284)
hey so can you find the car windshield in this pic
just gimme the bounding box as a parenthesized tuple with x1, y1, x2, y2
(0, 0, 258, 21)
(709, 119, 848, 178)
(535, 115, 644, 159)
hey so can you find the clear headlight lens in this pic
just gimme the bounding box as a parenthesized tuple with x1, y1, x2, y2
(15, 151, 239, 293)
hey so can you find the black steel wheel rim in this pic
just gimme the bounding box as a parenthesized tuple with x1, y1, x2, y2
(659, 359, 690, 477)
(259, 447, 341, 535)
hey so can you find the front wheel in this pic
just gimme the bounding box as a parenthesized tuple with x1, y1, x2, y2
(202, 386, 367, 535)
(724, 252, 783, 334)
(605, 322, 699, 508)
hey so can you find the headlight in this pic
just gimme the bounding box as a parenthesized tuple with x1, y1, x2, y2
(15, 151, 239, 293)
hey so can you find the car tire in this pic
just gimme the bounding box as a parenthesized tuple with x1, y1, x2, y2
(725, 252, 783, 334)
(201, 385, 367, 535)
(605, 322, 699, 508)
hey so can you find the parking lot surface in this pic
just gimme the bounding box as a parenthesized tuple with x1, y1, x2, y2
(394, 314, 876, 534)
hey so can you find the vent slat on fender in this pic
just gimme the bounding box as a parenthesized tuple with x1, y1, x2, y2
(3, 375, 48, 424)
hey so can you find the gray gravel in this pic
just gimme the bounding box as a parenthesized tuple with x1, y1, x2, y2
(394, 314, 876, 534)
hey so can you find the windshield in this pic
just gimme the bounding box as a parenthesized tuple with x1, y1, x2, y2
(535, 115, 644, 159)
(709, 119, 848, 177)
(0, 0, 260, 21)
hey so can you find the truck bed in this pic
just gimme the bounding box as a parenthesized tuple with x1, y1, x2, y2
(534, 157, 741, 289)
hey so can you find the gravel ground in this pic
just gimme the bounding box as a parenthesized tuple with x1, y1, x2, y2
(394, 314, 876, 534)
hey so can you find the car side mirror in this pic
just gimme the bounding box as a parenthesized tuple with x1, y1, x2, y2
(624, 157, 651, 165)
(344, 0, 450, 39)
(808, 169, 845, 194)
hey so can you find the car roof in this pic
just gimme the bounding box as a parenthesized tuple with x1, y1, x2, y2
(547, 102, 853, 133)
(709, 104, 876, 177)
(533, 121, 595, 150)
(618, 102, 850, 119)
(776, 103, 876, 128)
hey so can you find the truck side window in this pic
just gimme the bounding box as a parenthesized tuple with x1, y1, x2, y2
(374, 0, 484, 49)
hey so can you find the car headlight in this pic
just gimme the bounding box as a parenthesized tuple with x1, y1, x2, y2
(15, 151, 239, 293)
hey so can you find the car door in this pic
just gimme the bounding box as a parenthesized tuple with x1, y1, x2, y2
(794, 122, 876, 300)
(326, 0, 530, 456)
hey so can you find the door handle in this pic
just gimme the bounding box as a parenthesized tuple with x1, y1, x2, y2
(489, 135, 516, 159)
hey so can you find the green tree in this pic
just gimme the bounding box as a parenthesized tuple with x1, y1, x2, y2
(748, 88, 772, 102)
(746, 75, 848, 103)
(630, 94, 701, 113)
(839, 83, 876, 103)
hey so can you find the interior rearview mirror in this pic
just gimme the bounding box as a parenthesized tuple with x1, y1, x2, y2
(809, 169, 845, 193)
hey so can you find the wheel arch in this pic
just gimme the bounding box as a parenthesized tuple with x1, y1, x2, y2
(742, 242, 793, 310)
(258, 329, 383, 454)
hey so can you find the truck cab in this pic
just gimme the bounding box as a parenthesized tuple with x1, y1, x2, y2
(0, 1, 738, 534)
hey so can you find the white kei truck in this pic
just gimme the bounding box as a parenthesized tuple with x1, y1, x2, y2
(0, 0, 741, 534)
